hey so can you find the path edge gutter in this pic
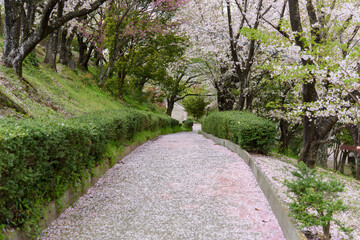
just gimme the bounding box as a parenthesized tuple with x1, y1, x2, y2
(202, 131, 307, 240)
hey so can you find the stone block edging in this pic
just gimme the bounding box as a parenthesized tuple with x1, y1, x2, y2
(202, 131, 307, 240)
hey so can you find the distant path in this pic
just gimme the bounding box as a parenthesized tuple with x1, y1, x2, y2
(171, 102, 187, 122)
(42, 126, 284, 240)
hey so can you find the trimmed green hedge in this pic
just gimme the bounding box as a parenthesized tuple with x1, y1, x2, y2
(0, 109, 179, 228)
(202, 111, 276, 154)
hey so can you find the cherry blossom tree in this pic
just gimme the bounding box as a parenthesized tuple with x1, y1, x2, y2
(179, 0, 360, 169)
(2, 0, 107, 76)
(178, 0, 282, 110)
(263, 0, 360, 168)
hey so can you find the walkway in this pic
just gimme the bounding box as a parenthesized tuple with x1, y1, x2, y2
(42, 126, 285, 240)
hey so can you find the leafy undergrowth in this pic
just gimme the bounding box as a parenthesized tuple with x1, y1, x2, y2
(251, 154, 360, 240)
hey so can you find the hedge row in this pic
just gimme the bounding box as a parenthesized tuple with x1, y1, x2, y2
(0, 109, 179, 228)
(202, 111, 276, 154)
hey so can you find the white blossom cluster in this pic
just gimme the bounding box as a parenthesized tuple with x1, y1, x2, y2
(177, 0, 360, 123)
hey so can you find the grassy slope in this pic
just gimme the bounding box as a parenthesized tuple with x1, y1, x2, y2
(0, 38, 137, 120)
(0, 61, 126, 120)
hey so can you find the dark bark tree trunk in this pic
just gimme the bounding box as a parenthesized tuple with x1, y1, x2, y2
(323, 223, 331, 240)
(59, 28, 75, 67)
(317, 142, 328, 168)
(118, 69, 127, 100)
(166, 98, 175, 116)
(44, 1, 63, 71)
(279, 120, 299, 153)
(99, 57, 116, 88)
(333, 142, 340, 170)
(299, 81, 318, 168)
(216, 83, 235, 111)
(20, 0, 36, 43)
(79, 45, 94, 71)
(357, 127, 360, 179)
(3, 0, 21, 68)
(245, 94, 253, 110)
(347, 124, 360, 179)
(288, 0, 339, 168)
(97, 4, 133, 87)
(214, 67, 236, 111)
(44, 31, 59, 70)
(77, 34, 87, 66)
(226, 0, 263, 111)
(137, 77, 148, 93)
(338, 150, 348, 173)
(94, 51, 102, 66)
(0, 5, 2, 35)
(59, 28, 68, 65)
(226, 1, 243, 109)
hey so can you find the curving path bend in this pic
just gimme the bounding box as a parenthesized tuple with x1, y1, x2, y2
(42, 125, 285, 240)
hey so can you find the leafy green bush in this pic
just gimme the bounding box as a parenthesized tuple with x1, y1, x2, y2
(182, 119, 194, 131)
(285, 162, 352, 240)
(202, 111, 276, 153)
(0, 109, 179, 229)
(182, 96, 208, 120)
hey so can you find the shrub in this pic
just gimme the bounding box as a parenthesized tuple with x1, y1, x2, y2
(182, 96, 208, 120)
(285, 162, 352, 240)
(0, 109, 179, 230)
(182, 119, 194, 131)
(202, 111, 276, 153)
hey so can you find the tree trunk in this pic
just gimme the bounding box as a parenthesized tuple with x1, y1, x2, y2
(323, 224, 331, 240)
(99, 58, 104, 85)
(79, 45, 94, 70)
(59, 28, 75, 67)
(245, 94, 253, 110)
(333, 143, 340, 170)
(99, 54, 117, 88)
(77, 34, 87, 66)
(20, 0, 36, 43)
(226, 1, 244, 109)
(137, 77, 148, 93)
(299, 81, 318, 168)
(357, 125, 360, 179)
(299, 116, 337, 168)
(118, 69, 127, 100)
(3, 0, 21, 68)
(347, 124, 360, 179)
(279, 120, 298, 153)
(94, 51, 102, 66)
(317, 143, 328, 168)
(338, 151, 348, 174)
(217, 88, 235, 111)
(215, 74, 236, 111)
(166, 98, 175, 116)
(44, 30, 59, 70)
(0, 5, 2, 35)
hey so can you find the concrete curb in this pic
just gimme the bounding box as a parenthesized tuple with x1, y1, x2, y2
(202, 132, 307, 240)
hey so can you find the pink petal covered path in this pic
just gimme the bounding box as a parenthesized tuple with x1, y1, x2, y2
(42, 127, 285, 240)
